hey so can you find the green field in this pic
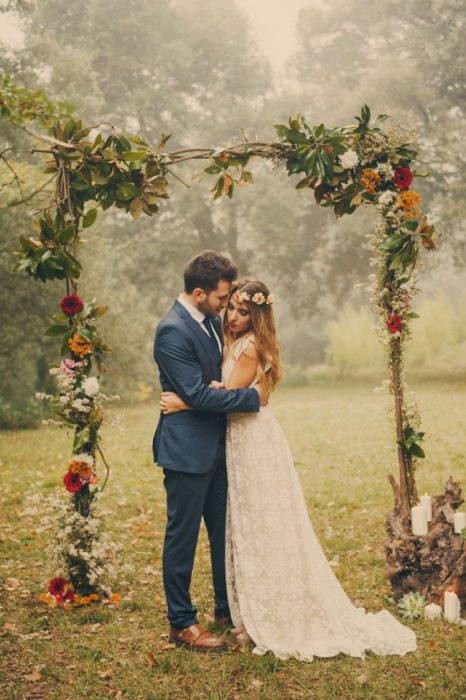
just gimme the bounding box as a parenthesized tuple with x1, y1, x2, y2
(1, 381, 465, 700)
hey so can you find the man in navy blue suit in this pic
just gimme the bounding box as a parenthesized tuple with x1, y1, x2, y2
(153, 250, 263, 652)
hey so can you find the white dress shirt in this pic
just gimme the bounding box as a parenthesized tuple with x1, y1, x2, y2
(177, 294, 222, 353)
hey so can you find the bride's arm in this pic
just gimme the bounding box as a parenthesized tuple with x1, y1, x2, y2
(223, 344, 258, 390)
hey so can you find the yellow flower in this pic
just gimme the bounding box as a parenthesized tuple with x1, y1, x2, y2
(68, 334, 93, 358)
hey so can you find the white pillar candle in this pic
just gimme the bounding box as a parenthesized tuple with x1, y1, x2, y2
(443, 591, 461, 622)
(411, 505, 428, 536)
(419, 494, 432, 521)
(424, 603, 442, 620)
(453, 511, 466, 534)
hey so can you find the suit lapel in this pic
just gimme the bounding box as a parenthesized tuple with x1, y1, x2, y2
(173, 300, 221, 375)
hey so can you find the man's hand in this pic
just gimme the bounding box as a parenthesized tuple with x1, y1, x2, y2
(160, 391, 190, 414)
(209, 380, 225, 390)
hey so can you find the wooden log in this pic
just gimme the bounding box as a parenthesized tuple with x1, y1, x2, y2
(385, 477, 466, 605)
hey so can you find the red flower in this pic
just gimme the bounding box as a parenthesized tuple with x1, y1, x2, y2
(63, 588, 75, 602)
(48, 577, 67, 596)
(60, 294, 84, 316)
(386, 313, 402, 333)
(393, 167, 413, 191)
(63, 471, 84, 493)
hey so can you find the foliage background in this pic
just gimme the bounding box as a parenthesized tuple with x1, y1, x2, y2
(1, 0, 465, 421)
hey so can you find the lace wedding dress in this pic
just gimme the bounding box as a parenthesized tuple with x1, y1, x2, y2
(224, 334, 416, 661)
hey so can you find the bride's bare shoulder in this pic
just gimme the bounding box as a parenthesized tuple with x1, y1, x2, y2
(242, 336, 257, 359)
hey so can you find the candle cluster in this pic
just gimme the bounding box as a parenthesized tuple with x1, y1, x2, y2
(424, 594, 462, 623)
(410, 494, 466, 536)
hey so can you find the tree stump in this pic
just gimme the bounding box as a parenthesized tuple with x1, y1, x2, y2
(385, 476, 466, 606)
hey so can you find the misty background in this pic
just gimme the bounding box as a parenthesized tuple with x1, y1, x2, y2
(1, 0, 465, 427)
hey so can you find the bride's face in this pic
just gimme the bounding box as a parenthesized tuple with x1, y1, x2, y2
(227, 296, 251, 334)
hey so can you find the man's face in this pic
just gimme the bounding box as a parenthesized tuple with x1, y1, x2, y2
(196, 279, 232, 318)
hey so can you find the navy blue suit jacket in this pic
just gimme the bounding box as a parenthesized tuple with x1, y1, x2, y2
(153, 300, 260, 473)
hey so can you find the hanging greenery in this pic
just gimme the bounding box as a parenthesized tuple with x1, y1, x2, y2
(1, 76, 438, 603)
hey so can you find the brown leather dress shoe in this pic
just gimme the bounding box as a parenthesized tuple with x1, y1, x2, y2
(169, 623, 227, 653)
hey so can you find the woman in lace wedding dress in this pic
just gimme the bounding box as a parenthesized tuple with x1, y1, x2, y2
(161, 279, 416, 661)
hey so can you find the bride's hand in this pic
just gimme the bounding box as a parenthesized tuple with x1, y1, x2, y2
(209, 380, 225, 390)
(160, 391, 190, 414)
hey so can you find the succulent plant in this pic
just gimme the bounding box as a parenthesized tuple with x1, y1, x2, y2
(397, 591, 427, 619)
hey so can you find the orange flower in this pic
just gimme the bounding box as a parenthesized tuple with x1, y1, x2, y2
(68, 334, 93, 358)
(74, 593, 99, 605)
(109, 593, 122, 604)
(69, 460, 94, 480)
(396, 190, 422, 219)
(360, 168, 381, 193)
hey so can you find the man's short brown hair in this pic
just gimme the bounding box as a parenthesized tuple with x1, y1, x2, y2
(183, 250, 238, 293)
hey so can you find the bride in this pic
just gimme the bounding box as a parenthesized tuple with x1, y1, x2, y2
(160, 279, 416, 661)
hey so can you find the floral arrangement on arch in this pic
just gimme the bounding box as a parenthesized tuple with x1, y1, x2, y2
(32, 293, 121, 605)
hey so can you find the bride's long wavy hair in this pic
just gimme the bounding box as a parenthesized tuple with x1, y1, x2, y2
(222, 279, 282, 392)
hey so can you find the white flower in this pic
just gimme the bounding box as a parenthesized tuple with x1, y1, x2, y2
(378, 190, 397, 206)
(83, 376, 100, 396)
(340, 149, 359, 169)
(71, 453, 94, 467)
(376, 162, 394, 180)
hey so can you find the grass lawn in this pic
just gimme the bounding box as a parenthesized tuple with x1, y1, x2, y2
(0, 380, 465, 699)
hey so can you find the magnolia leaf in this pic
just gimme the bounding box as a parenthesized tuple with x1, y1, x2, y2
(295, 178, 310, 190)
(130, 198, 144, 219)
(121, 150, 148, 161)
(83, 208, 97, 229)
(92, 306, 109, 318)
(44, 324, 70, 337)
(223, 174, 234, 195)
(285, 129, 309, 145)
(239, 171, 254, 185)
(116, 182, 140, 200)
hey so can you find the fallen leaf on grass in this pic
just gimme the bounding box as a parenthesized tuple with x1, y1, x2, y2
(161, 643, 176, 650)
(98, 670, 112, 679)
(143, 565, 158, 576)
(2, 622, 18, 633)
(25, 667, 42, 682)
(147, 651, 158, 667)
(428, 640, 437, 650)
(357, 673, 368, 685)
(4, 577, 21, 589)
(249, 679, 263, 689)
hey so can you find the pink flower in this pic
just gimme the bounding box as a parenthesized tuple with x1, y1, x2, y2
(60, 359, 77, 376)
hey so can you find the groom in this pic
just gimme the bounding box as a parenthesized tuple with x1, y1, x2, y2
(153, 250, 263, 652)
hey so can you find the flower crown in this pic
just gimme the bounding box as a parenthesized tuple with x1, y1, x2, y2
(234, 290, 274, 306)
